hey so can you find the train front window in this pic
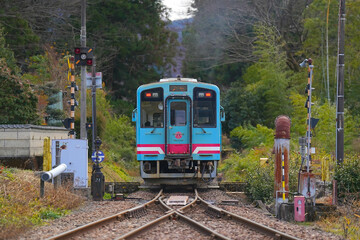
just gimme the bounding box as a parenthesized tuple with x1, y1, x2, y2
(193, 88, 216, 128)
(140, 88, 164, 128)
(170, 102, 186, 126)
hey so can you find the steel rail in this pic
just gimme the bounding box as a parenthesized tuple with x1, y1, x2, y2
(158, 196, 230, 240)
(115, 193, 229, 240)
(114, 211, 176, 240)
(46, 189, 163, 240)
(175, 211, 231, 240)
(194, 189, 301, 240)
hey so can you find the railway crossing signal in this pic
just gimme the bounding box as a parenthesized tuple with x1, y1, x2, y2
(74, 47, 93, 66)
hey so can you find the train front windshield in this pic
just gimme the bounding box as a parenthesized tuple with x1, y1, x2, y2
(140, 88, 164, 128)
(193, 87, 216, 128)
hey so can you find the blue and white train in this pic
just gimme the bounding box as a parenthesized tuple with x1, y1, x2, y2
(132, 77, 225, 186)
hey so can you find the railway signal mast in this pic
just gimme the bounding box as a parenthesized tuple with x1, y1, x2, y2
(299, 58, 316, 205)
(80, 0, 87, 140)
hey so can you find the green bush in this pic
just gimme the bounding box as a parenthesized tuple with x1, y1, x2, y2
(102, 115, 136, 163)
(245, 162, 274, 203)
(230, 124, 274, 150)
(334, 156, 360, 200)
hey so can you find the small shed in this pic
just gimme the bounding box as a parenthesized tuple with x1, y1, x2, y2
(0, 125, 69, 168)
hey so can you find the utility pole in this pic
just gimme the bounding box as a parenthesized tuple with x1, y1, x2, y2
(336, 0, 345, 164)
(91, 57, 97, 152)
(80, 0, 87, 139)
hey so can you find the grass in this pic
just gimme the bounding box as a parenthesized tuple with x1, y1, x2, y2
(315, 203, 360, 240)
(0, 166, 83, 239)
(87, 159, 141, 183)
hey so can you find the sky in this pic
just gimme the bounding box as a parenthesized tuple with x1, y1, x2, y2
(162, 0, 194, 20)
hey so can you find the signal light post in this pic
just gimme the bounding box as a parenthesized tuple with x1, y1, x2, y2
(299, 58, 316, 205)
(80, 0, 87, 140)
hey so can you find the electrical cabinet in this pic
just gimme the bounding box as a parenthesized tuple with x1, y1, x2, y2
(51, 139, 88, 188)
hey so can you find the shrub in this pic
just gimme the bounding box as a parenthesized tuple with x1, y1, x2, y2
(0, 167, 83, 238)
(334, 156, 360, 201)
(245, 159, 274, 203)
(102, 115, 136, 163)
(230, 124, 274, 150)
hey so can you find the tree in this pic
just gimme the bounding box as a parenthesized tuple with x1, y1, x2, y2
(0, 59, 39, 124)
(183, 0, 309, 81)
(86, 0, 178, 102)
(0, 26, 39, 124)
(0, 0, 81, 65)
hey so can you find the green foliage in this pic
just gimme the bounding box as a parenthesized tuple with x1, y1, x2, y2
(302, 0, 360, 114)
(0, 26, 19, 74)
(0, 59, 40, 124)
(103, 192, 112, 200)
(102, 115, 136, 163)
(22, 55, 51, 85)
(289, 93, 307, 137)
(230, 124, 274, 150)
(245, 160, 274, 203)
(108, 97, 135, 117)
(242, 24, 292, 127)
(86, 0, 178, 102)
(219, 146, 272, 181)
(0, 16, 40, 64)
(102, 161, 132, 182)
(334, 156, 360, 200)
(38, 208, 67, 221)
(222, 81, 264, 133)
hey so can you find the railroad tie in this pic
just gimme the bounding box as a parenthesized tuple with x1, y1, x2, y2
(205, 206, 222, 218)
(125, 207, 147, 219)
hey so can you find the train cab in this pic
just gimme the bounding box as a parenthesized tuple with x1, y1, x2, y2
(132, 78, 225, 186)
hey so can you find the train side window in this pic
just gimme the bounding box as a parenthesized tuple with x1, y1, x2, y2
(193, 88, 216, 128)
(140, 88, 164, 128)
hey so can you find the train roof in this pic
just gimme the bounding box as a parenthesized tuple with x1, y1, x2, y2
(159, 78, 197, 82)
(138, 78, 218, 89)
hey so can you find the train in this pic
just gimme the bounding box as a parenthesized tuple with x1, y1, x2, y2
(132, 77, 225, 186)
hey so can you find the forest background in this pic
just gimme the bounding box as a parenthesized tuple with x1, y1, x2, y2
(0, 0, 359, 194)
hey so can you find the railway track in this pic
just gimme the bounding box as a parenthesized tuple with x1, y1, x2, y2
(47, 189, 301, 240)
(46, 190, 164, 240)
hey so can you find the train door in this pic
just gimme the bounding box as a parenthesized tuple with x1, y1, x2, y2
(167, 99, 190, 155)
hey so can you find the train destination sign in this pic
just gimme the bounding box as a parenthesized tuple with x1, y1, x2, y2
(169, 85, 187, 92)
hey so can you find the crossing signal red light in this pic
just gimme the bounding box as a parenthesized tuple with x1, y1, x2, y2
(74, 47, 94, 66)
(74, 48, 81, 54)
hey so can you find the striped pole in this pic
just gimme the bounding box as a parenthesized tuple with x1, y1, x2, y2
(306, 60, 314, 197)
(70, 56, 76, 139)
(306, 59, 314, 173)
(281, 152, 286, 201)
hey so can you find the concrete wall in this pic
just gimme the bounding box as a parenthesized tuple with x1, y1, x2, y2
(0, 125, 69, 158)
